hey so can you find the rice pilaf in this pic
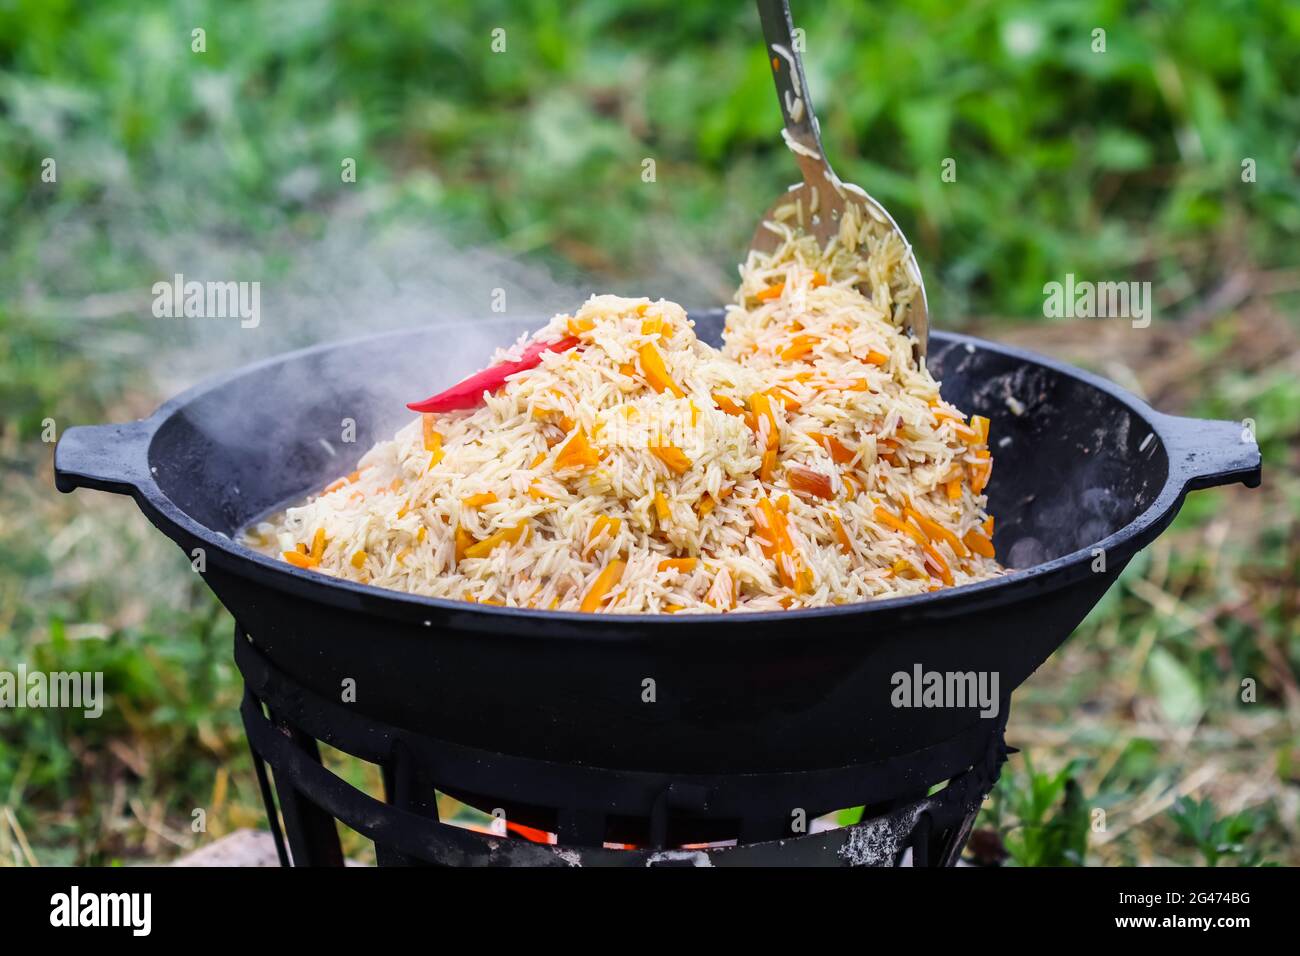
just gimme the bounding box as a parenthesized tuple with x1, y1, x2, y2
(250, 223, 1000, 612)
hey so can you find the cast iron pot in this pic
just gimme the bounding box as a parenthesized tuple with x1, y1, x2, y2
(54, 309, 1260, 780)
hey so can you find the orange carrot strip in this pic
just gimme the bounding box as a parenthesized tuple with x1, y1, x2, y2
(454, 526, 475, 562)
(463, 522, 528, 560)
(422, 416, 445, 469)
(283, 551, 317, 569)
(755, 281, 785, 301)
(712, 392, 745, 416)
(767, 385, 801, 411)
(309, 528, 326, 562)
(787, 465, 835, 500)
(792, 564, 814, 594)
(638, 343, 685, 398)
(649, 444, 692, 475)
(580, 560, 626, 612)
(586, 515, 622, 554)
(658, 558, 698, 574)
(832, 514, 853, 554)
(462, 492, 498, 508)
(891, 557, 921, 579)
(556, 428, 600, 471)
(964, 528, 996, 559)
(907, 507, 970, 558)
(874, 506, 927, 546)
(753, 498, 785, 558)
(922, 543, 954, 586)
(808, 432, 855, 465)
(753, 497, 812, 593)
(780, 334, 818, 362)
(747, 391, 780, 451)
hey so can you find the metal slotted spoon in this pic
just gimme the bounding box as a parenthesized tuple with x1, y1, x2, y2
(749, 0, 930, 357)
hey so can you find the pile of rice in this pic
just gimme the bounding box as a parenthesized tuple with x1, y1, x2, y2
(248, 220, 1000, 613)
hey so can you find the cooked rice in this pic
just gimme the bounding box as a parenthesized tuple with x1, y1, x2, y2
(248, 219, 1001, 613)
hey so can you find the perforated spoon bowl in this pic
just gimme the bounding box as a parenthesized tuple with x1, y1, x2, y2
(750, 0, 930, 357)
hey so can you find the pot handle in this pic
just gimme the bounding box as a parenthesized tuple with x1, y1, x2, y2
(1156, 413, 1262, 492)
(54, 419, 153, 496)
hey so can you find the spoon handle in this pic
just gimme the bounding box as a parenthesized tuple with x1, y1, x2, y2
(755, 0, 832, 182)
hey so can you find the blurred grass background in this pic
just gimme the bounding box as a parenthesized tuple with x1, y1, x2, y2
(1, 0, 1297, 865)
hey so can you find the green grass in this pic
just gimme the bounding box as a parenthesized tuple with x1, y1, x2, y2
(0, 0, 1296, 865)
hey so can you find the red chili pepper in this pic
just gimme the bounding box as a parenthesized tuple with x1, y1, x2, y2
(505, 820, 554, 844)
(406, 336, 581, 413)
